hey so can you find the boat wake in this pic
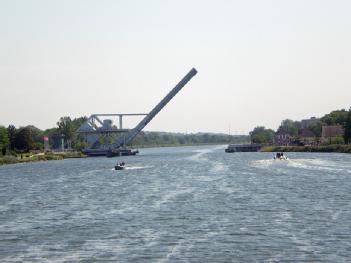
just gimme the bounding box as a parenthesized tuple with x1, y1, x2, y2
(188, 146, 229, 173)
(251, 158, 349, 173)
(110, 165, 152, 171)
(188, 148, 216, 162)
(125, 166, 152, 170)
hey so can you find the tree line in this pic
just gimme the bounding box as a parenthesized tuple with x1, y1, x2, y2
(0, 116, 87, 155)
(0, 116, 250, 156)
(250, 107, 351, 144)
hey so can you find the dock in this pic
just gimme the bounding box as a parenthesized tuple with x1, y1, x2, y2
(225, 144, 262, 152)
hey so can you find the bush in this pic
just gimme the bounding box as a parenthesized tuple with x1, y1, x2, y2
(44, 153, 63, 160)
(1, 155, 18, 164)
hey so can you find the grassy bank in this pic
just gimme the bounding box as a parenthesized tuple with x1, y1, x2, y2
(261, 144, 351, 153)
(0, 151, 87, 165)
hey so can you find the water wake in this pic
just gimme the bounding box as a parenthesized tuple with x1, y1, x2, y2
(188, 146, 229, 173)
(252, 158, 348, 173)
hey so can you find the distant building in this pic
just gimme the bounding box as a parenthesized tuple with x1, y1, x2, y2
(301, 117, 319, 128)
(298, 128, 316, 145)
(274, 129, 292, 146)
(321, 125, 344, 143)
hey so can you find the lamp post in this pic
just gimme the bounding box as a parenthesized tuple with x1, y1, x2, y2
(61, 134, 65, 152)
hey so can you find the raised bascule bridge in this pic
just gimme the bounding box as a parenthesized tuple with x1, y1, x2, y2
(76, 68, 197, 157)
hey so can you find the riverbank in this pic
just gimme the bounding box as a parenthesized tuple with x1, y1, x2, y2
(134, 142, 227, 148)
(0, 144, 222, 166)
(261, 144, 351, 153)
(0, 151, 87, 165)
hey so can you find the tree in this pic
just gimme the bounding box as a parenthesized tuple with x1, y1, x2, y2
(15, 127, 34, 152)
(249, 126, 274, 144)
(71, 116, 87, 131)
(321, 109, 348, 125)
(308, 121, 323, 137)
(57, 117, 74, 142)
(7, 125, 17, 151)
(27, 125, 44, 150)
(0, 126, 9, 156)
(344, 108, 351, 144)
(57, 116, 87, 149)
(278, 119, 301, 136)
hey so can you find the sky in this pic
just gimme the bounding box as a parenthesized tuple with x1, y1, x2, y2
(1, 0, 350, 134)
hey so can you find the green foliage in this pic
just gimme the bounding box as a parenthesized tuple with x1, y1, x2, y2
(0, 155, 18, 165)
(27, 125, 44, 150)
(56, 116, 87, 149)
(14, 127, 35, 152)
(71, 135, 88, 150)
(307, 121, 323, 137)
(131, 131, 249, 147)
(7, 125, 16, 150)
(321, 109, 348, 125)
(329, 136, 345, 145)
(0, 126, 9, 156)
(344, 108, 351, 144)
(57, 116, 74, 142)
(249, 126, 274, 144)
(278, 119, 301, 136)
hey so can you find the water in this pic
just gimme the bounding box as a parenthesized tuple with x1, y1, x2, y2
(1, 145, 351, 262)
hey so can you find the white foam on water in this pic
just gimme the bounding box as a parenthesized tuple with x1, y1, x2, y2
(188, 146, 230, 174)
(286, 159, 346, 172)
(157, 240, 184, 263)
(110, 165, 152, 171)
(152, 188, 195, 208)
(125, 165, 152, 170)
(188, 149, 212, 162)
(252, 157, 350, 174)
(211, 162, 228, 172)
(217, 181, 241, 195)
(251, 159, 275, 168)
(187, 146, 223, 162)
(104, 205, 137, 216)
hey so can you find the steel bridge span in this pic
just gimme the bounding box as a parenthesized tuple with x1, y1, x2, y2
(76, 68, 197, 157)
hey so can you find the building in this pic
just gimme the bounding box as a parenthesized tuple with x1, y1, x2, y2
(301, 117, 319, 128)
(298, 128, 316, 145)
(274, 129, 292, 146)
(321, 125, 344, 143)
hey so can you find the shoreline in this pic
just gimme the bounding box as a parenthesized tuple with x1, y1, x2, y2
(2, 144, 351, 166)
(0, 151, 87, 166)
(0, 143, 227, 166)
(260, 144, 351, 154)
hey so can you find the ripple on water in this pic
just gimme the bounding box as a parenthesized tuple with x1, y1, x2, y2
(1, 146, 351, 262)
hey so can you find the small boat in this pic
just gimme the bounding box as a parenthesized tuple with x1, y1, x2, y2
(115, 162, 126, 170)
(274, 152, 288, 160)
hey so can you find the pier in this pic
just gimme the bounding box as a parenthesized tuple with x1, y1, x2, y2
(225, 144, 262, 152)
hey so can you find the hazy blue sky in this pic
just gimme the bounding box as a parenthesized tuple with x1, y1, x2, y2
(1, 0, 350, 134)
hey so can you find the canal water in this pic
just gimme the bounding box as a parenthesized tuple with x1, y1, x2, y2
(0, 145, 351, 262)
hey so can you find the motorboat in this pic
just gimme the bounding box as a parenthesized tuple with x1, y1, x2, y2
(274, 152, 288, 160)
(115, 162, 126, 170)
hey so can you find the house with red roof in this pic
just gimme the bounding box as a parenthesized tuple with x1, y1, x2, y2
(321, 125, 344, 143)
(298, 128, 317, 145)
